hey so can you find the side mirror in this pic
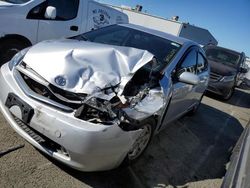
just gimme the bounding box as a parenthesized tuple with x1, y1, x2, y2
(240, 67, 248, 74)
(45, 6, 56, 20)
(179, 72, 200, 85)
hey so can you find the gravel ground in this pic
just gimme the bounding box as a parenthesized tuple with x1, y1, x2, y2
(0, 88, 250, 188)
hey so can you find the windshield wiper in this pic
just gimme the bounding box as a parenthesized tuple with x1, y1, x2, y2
(79, 35, 89, 41)
(70, 34, 89, 41)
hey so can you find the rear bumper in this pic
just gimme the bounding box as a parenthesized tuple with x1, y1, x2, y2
(0, 64, 141, 171)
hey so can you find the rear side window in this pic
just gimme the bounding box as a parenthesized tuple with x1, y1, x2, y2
(197, 53, 208, 73)
(48, 0, 79, 20)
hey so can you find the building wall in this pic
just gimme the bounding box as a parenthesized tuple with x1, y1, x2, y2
(112, 7, 182, 36)
(110, 5, 218, 46)
(179, 24, 218, 46)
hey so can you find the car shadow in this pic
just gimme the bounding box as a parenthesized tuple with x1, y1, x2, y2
(129, 103, 243, 187)
(206, 88, 250, 109)
(41, 154, 145, 188)
(226, 88, 250, 108)
(42, 103, 243, 188)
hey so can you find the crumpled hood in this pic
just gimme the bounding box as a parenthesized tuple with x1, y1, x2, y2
(23, 39, 154, 94)
(208, 59, 237, 76)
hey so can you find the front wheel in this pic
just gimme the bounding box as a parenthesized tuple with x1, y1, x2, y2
(222, 87, 234, 101)
(122, 119, 155, 166)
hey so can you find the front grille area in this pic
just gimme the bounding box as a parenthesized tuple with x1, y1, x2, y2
(17, 63, 86, 110)
(209, 72, 222, 82)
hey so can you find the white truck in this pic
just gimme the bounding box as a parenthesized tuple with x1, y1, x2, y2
(0, 0, 128, 64)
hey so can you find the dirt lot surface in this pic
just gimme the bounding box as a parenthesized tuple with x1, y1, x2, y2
(1, 88, 250, 188)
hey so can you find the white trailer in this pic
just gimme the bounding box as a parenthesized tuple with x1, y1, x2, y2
(110, 5, 218, 46)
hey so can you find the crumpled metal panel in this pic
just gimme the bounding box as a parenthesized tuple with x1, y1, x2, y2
(134, 89, 164, 114)
(123, 89, 165, 121)
(23, 39, 154, 95)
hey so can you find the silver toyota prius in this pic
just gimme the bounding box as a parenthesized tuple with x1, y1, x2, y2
(0, 24, 209, 171)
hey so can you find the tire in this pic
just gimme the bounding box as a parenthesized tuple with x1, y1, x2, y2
(187, 94, 204, 116)
(222, 87, 234, 101)
(121, 119, 156, 166)
(0, 39, 30, 66)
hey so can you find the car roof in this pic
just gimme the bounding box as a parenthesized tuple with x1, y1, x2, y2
(119, 23, 195, 46)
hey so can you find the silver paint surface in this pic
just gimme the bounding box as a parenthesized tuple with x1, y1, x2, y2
(0, 23, 209, 171)
(23, 39, 154, 95)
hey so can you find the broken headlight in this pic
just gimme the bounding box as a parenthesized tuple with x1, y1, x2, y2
(8, 48, 30, 71)
(75, 97, 118, 124)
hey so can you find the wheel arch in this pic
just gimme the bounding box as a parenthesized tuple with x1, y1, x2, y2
(0, 34, 32, 47)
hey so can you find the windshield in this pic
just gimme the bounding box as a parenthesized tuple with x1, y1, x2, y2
(205, 48, 240, 68)
(74, 25, 181, 71)
(0, 0, 30, 4)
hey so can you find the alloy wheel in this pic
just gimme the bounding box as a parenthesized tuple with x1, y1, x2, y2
(128, 124, 152, 161)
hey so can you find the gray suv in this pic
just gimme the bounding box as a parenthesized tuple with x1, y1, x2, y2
(0, 24, 209, 171)
(204, 45, 247, 100)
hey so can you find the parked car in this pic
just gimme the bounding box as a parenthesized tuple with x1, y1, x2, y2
(0, 24, 209, 171)
(204, 45, 247, 100)
(0, 0, 128, 65)
(245, 57, 250, 68)
(241, 57, 250, 88)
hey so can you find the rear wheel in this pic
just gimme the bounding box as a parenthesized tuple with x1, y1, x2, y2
(0, 39, 30, 66)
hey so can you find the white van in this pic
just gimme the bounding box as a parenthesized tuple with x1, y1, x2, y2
(0, 0, 128, 64)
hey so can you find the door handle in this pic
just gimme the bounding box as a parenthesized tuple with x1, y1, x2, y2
(70, 26, 78, 31)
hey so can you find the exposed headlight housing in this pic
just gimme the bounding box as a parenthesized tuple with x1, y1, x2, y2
(220, 75, 235, 82)
(8, 48, 30, 70)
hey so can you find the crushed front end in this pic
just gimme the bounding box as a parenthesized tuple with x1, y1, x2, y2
(0, 40, 167, 171)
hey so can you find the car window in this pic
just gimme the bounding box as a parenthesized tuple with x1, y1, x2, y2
(178, 50, 197, 74)
(197, 53, 208, 73)
(126, 30, 180, 69)
(47, 0, 79, 20)
(80, 25, 181, 70)
(88, 28, 130, 46)
(205, 48, 240, 68)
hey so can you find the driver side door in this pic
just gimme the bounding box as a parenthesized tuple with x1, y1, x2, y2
(162, 48, 198, 125)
